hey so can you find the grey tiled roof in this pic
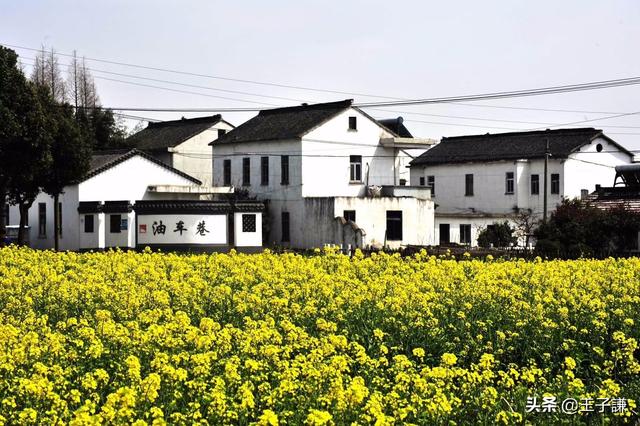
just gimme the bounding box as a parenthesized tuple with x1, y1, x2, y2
(127, 115, 226, 151)
(411, 128, 632, 166)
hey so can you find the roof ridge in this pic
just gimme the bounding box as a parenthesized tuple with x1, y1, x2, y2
(443, 127, 601, 141)
(147, 114, 222, 128)
(259, 99, 353, 116)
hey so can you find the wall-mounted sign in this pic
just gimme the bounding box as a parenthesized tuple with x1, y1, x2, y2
(137, 214, 227, 245)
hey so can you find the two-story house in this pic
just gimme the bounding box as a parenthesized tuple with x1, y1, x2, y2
(127, 115, 235, 186)
(409, 128, 634, 246)
(210, 99, 436, 249)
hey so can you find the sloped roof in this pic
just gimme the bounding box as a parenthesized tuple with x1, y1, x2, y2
(411, 128, 632, 166)
(86, 149, 201, 184)
(211, 99, 361, 145)
(127, 115, 227, 151)
(378, 118, 413, 138)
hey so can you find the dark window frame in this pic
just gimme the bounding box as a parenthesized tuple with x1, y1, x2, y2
(281, 155, 290, 185)
(505, 172, 515, 195)
(427, 175, 435, 196)
(217, 129, 227, 138)
(38, 203, 46, 237)
(465, 174, 474, 196)
(281, 211, 290, 242)
(242, 157, 251, 186)
(242, 214, 257, 233)
(343, 210, 356, 223)
(460, 224, 471, 245)
(109, 214, 122, 234)
(531, 174, 540, 195)
(348, 116, 357, 130)
(349, 155, 362, 182)
(84, 214, 95, 233)
(386, 210, 403, 241)
(551, 173, 560, 194)
(260, 156, 269, 186)
(419, 176, 425, 186)
(223, 159, 231, 186)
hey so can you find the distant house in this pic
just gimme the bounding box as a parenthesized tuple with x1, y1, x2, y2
(127, 115, 234, 186)
(410, 128, 634, 246)
(210, 99, 436, 249)
(6, 149, 264, 252)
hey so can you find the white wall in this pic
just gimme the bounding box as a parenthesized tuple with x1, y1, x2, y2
(78, 213, 101, 250)
(234, 212, 262, 247)
(137, 214, 228, 246)
(172, 121, 234, 186)
(435, 215, 513, 247)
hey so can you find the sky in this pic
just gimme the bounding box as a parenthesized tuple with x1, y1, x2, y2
(1, 0, 640, 151)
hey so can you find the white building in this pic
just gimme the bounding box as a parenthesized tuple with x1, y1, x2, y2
(6, 149, 264, 251)
(127, 115, 235, 186)
(409, 128, 634, 246)
(210, 99, 436, 250)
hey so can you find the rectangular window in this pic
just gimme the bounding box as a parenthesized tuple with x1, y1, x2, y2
(281, 211, 290, 242)
(439, 223, 450, 245)
(261, 156, 269, 186)
(217, 129, 227, 138)
(460, 224, 471, 245)
(110, 214, 121, 234)
(242, 157, 250, 186)
(427, 175, 435, 196)
(84, 214, 94, 233)
(349, 155, 362, 182)
(386, 210, 403, 241)
(505, 172, 514, 194)
(348, 116, 357, 130)
(419, 176, 425, 186)
(223, 159, 231, 186)
(281, 155, 290, 185)
(343, 210, 356, 223)
(531, 174, 540, 195)
(4, 205, 8, 226)
(551, 173, 560, 194)
(57, 202, 63, 237)
(242, 214, 257, 232)
(38, 203, 46, 237)
(465, 174, 474, 196)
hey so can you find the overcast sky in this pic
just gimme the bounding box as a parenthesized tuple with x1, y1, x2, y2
(2, 0, 639, 150)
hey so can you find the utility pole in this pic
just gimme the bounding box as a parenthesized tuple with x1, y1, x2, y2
(543, 137, 550, 222)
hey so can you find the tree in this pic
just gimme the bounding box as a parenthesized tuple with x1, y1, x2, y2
(30, 46, 66, 103)
(41, 102, 92, 250)
(512, 208, 539, 248)
(477, 221, 517, 248)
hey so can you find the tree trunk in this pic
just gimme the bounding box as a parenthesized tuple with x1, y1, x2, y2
(17, 202, 30, 246)
(0, 186, 6, 247)
(53, 193, 59, 251)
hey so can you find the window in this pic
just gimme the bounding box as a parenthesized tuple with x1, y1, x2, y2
(281, 211, 290, 242)
(57, 202, 63, 237)
(531, 174, 540, 195)
(84, 214, 94, 233)
(419, 177, 425, 186)
(110, 214, 121, 233)
(551, 173, 560, 194)
(4, 205, 8, 226)
(223, 159, 231, 186)
(242, 214, 256, 232)
(38, 203, 46, 237)
(349, 155, 362, 182)
(386, 211, 403, 241)
(460, 224, 471, 245)
(343, 210, 356, 223)
(505, 172, 514, 194)
(427, 175, 435, 196)
(465, 174, 474, 196)
(399, 179, 407, 186)
(261, 156, 269, 186)
(348, 116, 357, 130)
(596, 143, 603, 152)
(439, 224, 450, 245)
(281, 155, 290, 185)
(242, 157, 250, 186)
(217, 129, 227, 138)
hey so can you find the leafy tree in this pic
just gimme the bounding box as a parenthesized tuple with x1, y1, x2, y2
(534, 198, 640, 258)
(41, 102, 92, 250)
(477, 221, 517, 248)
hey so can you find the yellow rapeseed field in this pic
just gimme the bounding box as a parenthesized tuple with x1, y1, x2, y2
(0, 246, 638, 425)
